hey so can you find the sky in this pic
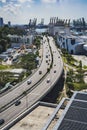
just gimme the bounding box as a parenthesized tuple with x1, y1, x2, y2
(0, 0, 87, 24)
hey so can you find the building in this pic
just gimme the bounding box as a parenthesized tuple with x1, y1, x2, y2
(0, 17, 4, 27)
(57, 32, 86, 54)
(8, 21, 11, 27)
(7, 34, 34, 48)
(48, 17, 87, 55)
(48, 17, 69, 36)
(56, 24, 87, 55)
(51, 91, 87, 130)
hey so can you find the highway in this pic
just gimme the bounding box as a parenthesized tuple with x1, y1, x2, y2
(0, 36, 63, 130)
(0, 36, 52, 109)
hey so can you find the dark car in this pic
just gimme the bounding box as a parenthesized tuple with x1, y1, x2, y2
(46, 55, 48, 58)
(46, 60, 48, 63)
(15, 100, 21, 106)
(0, 119, 5, 125)
(54, 70, 56, 73)
(39, 71, 42, 75)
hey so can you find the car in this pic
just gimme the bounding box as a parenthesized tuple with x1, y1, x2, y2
(3, 57, 8, 62)
(9, 58, 12, 60)
(27, 79, 32, 85)
(12, 58, 18, 62)
(46, 55, 48, 58)
(46, 60, 48, 63)
(39, 71, 42, 74)
(47, 78, 50, 83)
(15, 100, 21, 106)
(0, 119, 5, 125)
(54, 70, 56, 73)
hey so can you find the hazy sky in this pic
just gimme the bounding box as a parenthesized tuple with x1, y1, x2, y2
(0, 0, 87, 24)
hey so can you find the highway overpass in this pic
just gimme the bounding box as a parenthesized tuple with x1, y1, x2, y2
(0, 36, 63, 130)
(0, 36, 52, 109)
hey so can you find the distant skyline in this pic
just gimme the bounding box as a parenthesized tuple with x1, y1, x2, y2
(0, 0, 87, 24)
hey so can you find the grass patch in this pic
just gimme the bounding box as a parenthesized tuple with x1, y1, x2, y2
(0, 65, 10, 70)
(83, 65, 87, 69)
(73, 83, 87, 91)
(66, 82, 87, 91)
(61, 49, 78, 68)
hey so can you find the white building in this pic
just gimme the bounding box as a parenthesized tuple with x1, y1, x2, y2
(57, 30, 86, 55)
(49, 24, 65, 36)
(48, 17, 67, 36)
(8, 34, 34, 48)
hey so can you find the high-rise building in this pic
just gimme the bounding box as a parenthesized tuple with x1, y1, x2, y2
(41, 18, 44, 25)
(0, 17, 4, 27)
(8, 21, 11, 27)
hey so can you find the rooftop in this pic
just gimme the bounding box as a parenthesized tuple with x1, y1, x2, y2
(53, 91, 87, 130)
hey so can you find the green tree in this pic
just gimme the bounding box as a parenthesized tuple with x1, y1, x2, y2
(21, 53, 37, 71)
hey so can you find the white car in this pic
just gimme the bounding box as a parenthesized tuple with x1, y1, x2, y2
(47, 78, 50, 83)
(27, 79, 32, 85)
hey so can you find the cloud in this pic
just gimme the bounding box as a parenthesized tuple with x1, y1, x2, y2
(0, 0, 33, 15)
(18, 0, 33, 3)
(27, 4, 31, 8)
(41, 0, 57, 3)
(0, 0, 34, 4)
(0, 0, 6, 3)
(2, 3, 21, 15)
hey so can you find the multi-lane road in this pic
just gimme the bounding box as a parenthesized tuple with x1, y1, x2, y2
(0, 36, 52, 109)
(0, 36, 63, 130)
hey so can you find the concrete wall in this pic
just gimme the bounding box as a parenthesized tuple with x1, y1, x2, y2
(42, 69, 64, 103)
(3, 102, 57, 130)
